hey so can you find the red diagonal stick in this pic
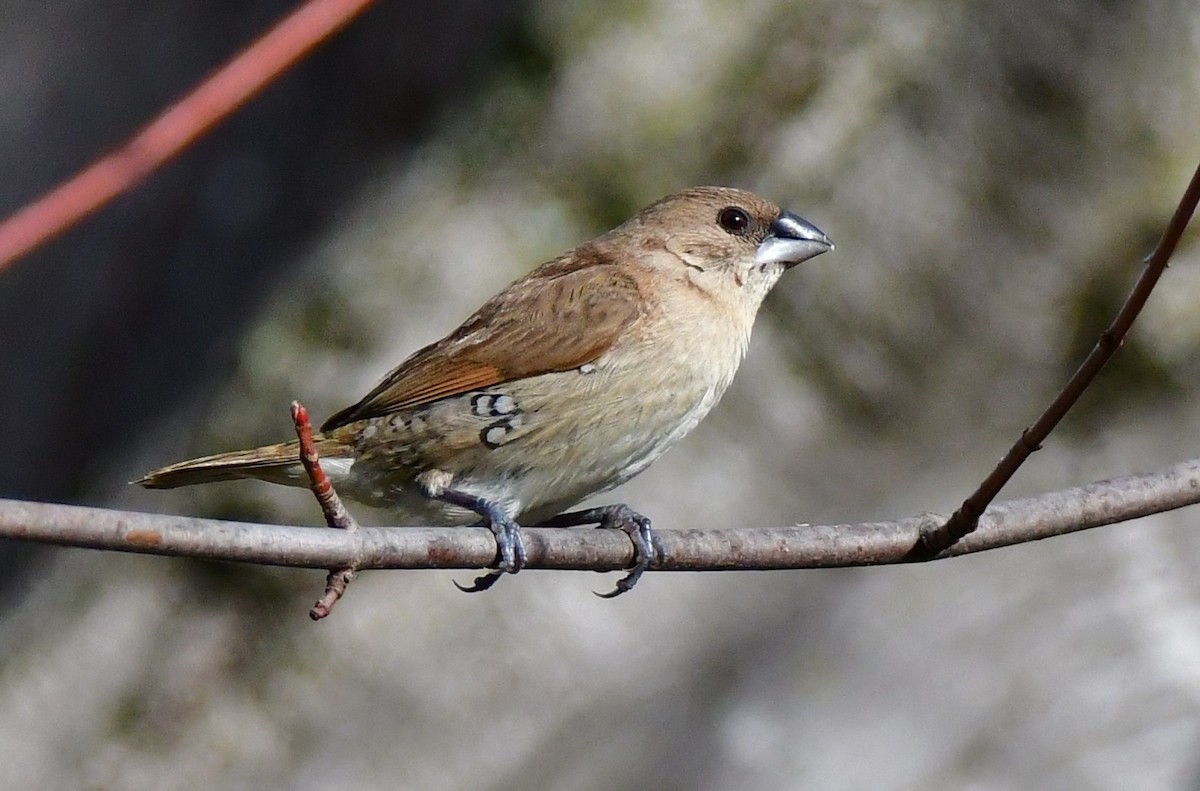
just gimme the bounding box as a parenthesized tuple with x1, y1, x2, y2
(0, 0, 377, 273)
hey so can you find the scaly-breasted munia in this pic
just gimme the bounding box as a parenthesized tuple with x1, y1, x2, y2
(140, 186, 833, 594)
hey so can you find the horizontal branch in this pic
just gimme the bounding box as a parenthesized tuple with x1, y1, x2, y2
(3, 457, 1198, 573)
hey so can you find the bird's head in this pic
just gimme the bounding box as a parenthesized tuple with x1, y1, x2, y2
(615, 186, 833, 311)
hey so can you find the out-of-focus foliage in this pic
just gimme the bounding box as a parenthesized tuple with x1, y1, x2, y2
(1, 1, 1199, 789)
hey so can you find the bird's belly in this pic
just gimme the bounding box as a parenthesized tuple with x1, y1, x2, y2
(458, 372, 724, 524)
(337, 356, 733, 525)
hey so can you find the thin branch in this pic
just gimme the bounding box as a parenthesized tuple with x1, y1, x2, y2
(290, 400, 358, 619)
(4, 457, 1199, 573)
(0, 0, 378, 273)
(292, 401, 359, 534)
(916, 160, 1200, 556)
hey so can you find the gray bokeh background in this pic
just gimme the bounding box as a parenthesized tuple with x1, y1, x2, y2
(1, 1, 1199, 788)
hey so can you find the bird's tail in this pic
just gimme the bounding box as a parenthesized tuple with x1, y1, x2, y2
(137, 436, 350, 490)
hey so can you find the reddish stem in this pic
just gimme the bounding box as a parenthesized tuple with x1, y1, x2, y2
(291, 399, 359, 620)
(0, 0, 378, 273)
(291, 400, 357, 532)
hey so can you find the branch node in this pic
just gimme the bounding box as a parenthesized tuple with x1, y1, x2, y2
(905, 510, 971, 560)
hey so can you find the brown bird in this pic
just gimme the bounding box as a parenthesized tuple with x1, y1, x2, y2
(139, 186, 833, 595)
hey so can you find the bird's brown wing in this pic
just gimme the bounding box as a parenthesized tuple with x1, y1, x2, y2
(321, 258, 643, 431)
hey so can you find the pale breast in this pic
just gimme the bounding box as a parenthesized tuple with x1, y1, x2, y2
(337, 280, 753, 525)
(463, 294, 750, 522)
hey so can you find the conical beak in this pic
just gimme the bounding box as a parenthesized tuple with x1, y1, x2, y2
(755, 210, 834, 268)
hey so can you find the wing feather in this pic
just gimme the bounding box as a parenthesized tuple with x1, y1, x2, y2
(321, 250, 642, 431)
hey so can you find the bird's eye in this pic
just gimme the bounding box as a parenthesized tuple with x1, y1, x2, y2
(717, 206, 752, 235)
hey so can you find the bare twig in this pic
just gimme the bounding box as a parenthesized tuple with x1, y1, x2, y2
(3, 458, 1198, 578)
(290, 400, 358, 620)
(292, 401, 358, 533)
(0, 0, 378, 273)
(914, 160, 1200, 557)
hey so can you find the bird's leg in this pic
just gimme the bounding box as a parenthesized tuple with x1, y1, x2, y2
(537, 504, 660, 598)
(432, 487, 526, 593)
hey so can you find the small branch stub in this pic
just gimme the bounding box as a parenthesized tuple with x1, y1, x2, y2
(291, 400, 359, 620)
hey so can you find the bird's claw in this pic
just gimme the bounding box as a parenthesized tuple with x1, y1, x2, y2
(593, 506, 660, 598)
(450, 498, 660, 596)
(454, 571, 504, 593)
(454, 511, 525, 593)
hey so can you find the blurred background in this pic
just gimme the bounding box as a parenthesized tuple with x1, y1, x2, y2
(1, 0, 1199, 788)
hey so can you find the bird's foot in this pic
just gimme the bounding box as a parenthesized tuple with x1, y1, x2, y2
(436, 487, 525, 593)
(539, 504, 660, 597)
(453, 513, 526, 593)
